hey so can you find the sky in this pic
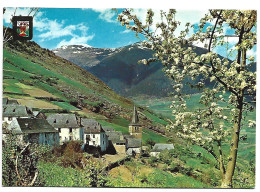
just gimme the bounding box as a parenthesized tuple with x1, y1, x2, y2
(3, 7, 256, 61)
(3, 8, 209, 50)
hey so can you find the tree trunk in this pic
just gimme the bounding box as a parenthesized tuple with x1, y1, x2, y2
(221, 100, 243, 188)
(221, 48, 246, 188)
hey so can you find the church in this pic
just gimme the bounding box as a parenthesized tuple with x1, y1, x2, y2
(126, 106, 143, 156)
(128, 105, 142, 139)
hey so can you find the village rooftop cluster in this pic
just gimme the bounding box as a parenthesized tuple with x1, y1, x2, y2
(2, 97, 174, 157)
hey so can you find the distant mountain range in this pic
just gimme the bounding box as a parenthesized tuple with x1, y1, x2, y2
(53, 42, 256, 98)
(53, 43, 184, 98)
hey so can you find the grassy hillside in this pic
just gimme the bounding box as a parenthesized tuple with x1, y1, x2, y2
(135, 94, 256, 188)
(3, 28, 255, 188)
(3, 29, 170, 140)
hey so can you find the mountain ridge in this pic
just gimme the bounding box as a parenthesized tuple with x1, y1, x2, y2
(53, 42, 210, 97)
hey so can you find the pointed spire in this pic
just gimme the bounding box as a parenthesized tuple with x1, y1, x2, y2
(131, 105, 139, 124)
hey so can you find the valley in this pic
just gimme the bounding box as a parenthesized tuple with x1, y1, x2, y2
(2, 28, 256, 188)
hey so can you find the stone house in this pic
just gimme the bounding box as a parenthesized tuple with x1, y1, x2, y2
(2, 105, 33, 125)
(81, 118, 108, 152)
(106, 131, 126, 154)
(125, 137, 142, 156)
(5, 118, 59, 146)
(150, 143, 175, 157)
(46, 114, 83, 144)
(3, 97, 19, 105)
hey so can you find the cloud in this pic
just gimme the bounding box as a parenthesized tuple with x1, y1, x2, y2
(4, 8, 94, 48)
(3, 7, 32, 24)
(3, 7, 47, 31)
(92, 8, 117, 23)
(90, 8, 208, 37)
(56, 34, 95, 48)
(120, 29, 131, 34)
(38, 22, 88, 40)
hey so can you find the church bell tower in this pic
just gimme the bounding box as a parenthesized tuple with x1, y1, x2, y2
(129, 106, 142, 139)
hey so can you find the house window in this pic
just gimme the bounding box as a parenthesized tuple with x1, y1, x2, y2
(54, 119, 56, 123)
(8, 117, 12, 121)
(103, 141, 104, 145)
(45, 134, 48, 145)
(58, 128, 61, 133)
(66, 120, 69, 124)
(69, 128, 72, 133)
(103, 134, 104, 138)
(93, 141, 95, 145)
(93, 134, 95, 138)
(69, 136, 72, 141)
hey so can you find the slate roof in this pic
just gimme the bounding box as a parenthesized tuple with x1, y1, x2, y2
(8, 99, 19, 105)
(81, 118, 99, 127)
(103, 127, 115, 133)
(123, 134, 135, 139)
(3, 105, 32, 117)
(126, 138, 142, 148)
(3, 98, 8, 105)
(2, 98, 19, 105)
(106, 131, 125, 144)
(7, 118, 58, 134)
(46, 114, 80, 128)
(81, 118, 104, 133)
(33, 111, 47, 119)
(129, 106, 140, 126)
(151, 143, 174, 152)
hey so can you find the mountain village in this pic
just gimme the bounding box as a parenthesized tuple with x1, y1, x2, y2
(2, 97, 174, 160)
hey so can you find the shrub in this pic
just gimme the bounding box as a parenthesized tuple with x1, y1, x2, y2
(148, 156, 158, 166)
(39, 140, 108, 187)
(82, 157, 108, 187)
(145, 138, 156, 148)
(59, 141, 84, 168)
(2, 132, 47, 186)
(168, 162, 180, 173)
(37, 161, 91, 187)
(159, 150, 172, 165)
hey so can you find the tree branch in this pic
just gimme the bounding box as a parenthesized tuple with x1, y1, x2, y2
(15, 143, 30, 185)
(207, 10, 239, 96)
(217, 140, 226, 177)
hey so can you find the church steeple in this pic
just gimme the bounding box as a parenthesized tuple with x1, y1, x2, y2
(131, 105, 139, 124)
(129, 105, 142, 139)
